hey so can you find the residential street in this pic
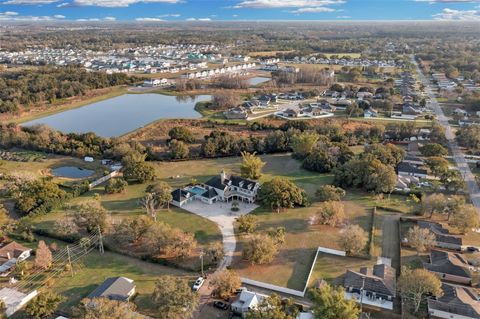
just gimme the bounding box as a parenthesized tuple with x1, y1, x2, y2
(411, 55, 480, 211)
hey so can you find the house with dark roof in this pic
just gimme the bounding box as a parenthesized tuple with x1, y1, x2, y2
(342, 263, 396, 310)
(87, 277, 136, 301)
(0, 241, 31, 276)
(417, 220, 465, 251)
(170, 171, 260, 208)
(424, 250, 473, 285)
(397, 162, 428, 178)
(428, 283, 480, 319)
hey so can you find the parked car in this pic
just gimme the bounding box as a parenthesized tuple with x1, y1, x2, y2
(213, 300, 229, 310)
(467, 246, 480, 252)
(192, 277, 205, 291)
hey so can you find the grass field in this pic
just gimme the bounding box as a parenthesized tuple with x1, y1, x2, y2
(16, 236, 193, 318)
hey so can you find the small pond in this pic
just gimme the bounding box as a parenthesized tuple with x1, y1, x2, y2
(51, 166, 95, 179)
(249, 77, 271, 86)
(23, 94, 211, 137)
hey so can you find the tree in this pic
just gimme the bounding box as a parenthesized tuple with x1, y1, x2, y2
(77, 298, 140, 319)
(420, 143, 448, 157)
(258, 177, 308, 213)
(210, 269, 241, 299)
(246, 294, 299, 319)
(71, 200, 109, 233)
(169, 139, 190, 159)
(315, 185, 346, 202)
(104, 177, 128, 194)
(25, 290, 65, 319)
(212, 91, 242, 109)
(240, 151, 265, 179)
(113, 215, 153, 245)
(339, 224, 368, 256)
(243, 234, 279, 265)
(11, 178, 66, 215)
(398, 267, 443, 314)
(425, 157, 449, 178)
(449, 204, 479, 234)
(140, 193, 158, 221)
(302, 148, 337, 173)
(168, 127, 195, 143)
(310, 283, 360, 319)
(266, 227, 286, 245)
(237, 214, 258, 234)
(290, 131, 319, 159)
(205, 241, 224, 264)
(34, 240, 52, 270)
(314, 201, 345, 227)
(123, 161, 156, 183)
(149, 181, 173, 210)
(421, 193, 448, 217)
(456, 125, 480, 149)
(406, 226, 436, 254)
(151, 275, 199, 319)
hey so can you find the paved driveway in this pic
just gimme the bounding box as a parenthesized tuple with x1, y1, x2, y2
(181, 200, 258, 269)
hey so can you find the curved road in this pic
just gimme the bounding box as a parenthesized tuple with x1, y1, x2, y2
(412, 55, 480, 211)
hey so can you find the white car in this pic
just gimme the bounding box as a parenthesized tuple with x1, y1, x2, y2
(192, 277, 205, 291)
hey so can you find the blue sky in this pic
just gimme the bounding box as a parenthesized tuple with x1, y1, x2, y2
(0, 0, 480, 22)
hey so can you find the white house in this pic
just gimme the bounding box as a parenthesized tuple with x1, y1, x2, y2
(170, 171, 260, 207)
(231, 290, 266, 318)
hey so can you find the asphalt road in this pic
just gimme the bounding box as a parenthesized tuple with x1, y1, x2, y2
(411, 55, 480, 210)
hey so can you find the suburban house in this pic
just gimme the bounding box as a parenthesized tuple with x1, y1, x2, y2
(396, 175, 420, 191)
(87, 277, 136, 301)
(397, 162, 428, 179)
(423, 250, 473, 285)
(428, 283, 480, 319)
(342, 263, 396, 310)
(171, 171, 260, 207)
(282, 108, 300, 118)
(231, 290, 266, 318)
(402, 103, 422, 115)
(364, 108, 378, 118)
(224, 106, 249, 120)
(402, 155, 425, 167)
(0, 241, 32, 276)
(417, 220, 465, 251)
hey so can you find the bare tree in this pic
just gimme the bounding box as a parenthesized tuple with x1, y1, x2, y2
(140, 193, 158, 221)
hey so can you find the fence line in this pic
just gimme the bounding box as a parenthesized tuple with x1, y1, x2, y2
(88, 170, 120, 189)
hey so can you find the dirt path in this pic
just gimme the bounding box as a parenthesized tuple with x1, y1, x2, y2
(381, 214, 400, 270)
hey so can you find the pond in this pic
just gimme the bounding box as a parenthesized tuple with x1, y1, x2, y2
(51, 166, 95, 179)
(23, 94, 211, 137)
(249, 77, 271, 86)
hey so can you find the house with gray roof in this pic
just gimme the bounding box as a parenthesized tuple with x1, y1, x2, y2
(424, 250, 473, 285)
(417, 221, 465, 251)
(170, 171, 260, 208)
(428, 283, 480, 319)
(397, 162, 428, 178)
(342, 263, 396, 310)
(87, 277, 136, 301)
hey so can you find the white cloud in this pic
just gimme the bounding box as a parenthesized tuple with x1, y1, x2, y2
(71, 0, 180, 7)
(433, 8, 480, 20)
(0, 12, 65, 20)
(56, 2, 69, 6)
(186, 17, 212, 21)
(3, 0, 59, 4)
(234, 0, 344, 9)
(76, 18, 99, 21)
(291, 6, 336, 13)
(136, 17, 164, 21)
(103, 16, 116, 20)
(336, 15, 351, 18)
(158, 13, 180, 17)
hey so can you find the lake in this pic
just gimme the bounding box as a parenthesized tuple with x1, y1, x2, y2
(24, 94, 211, 137)
(249, 77, 271, 86)
(52, 166, 94, 179)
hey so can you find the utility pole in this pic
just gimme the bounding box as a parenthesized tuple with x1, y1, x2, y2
(97, 225, 104, 254)
(200, 249, 204, 277)
(360, 276, 365, 318)
(66, 245, 73, 277)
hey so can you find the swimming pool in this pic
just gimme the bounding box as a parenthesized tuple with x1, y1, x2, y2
(188, 186, 206, 195)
